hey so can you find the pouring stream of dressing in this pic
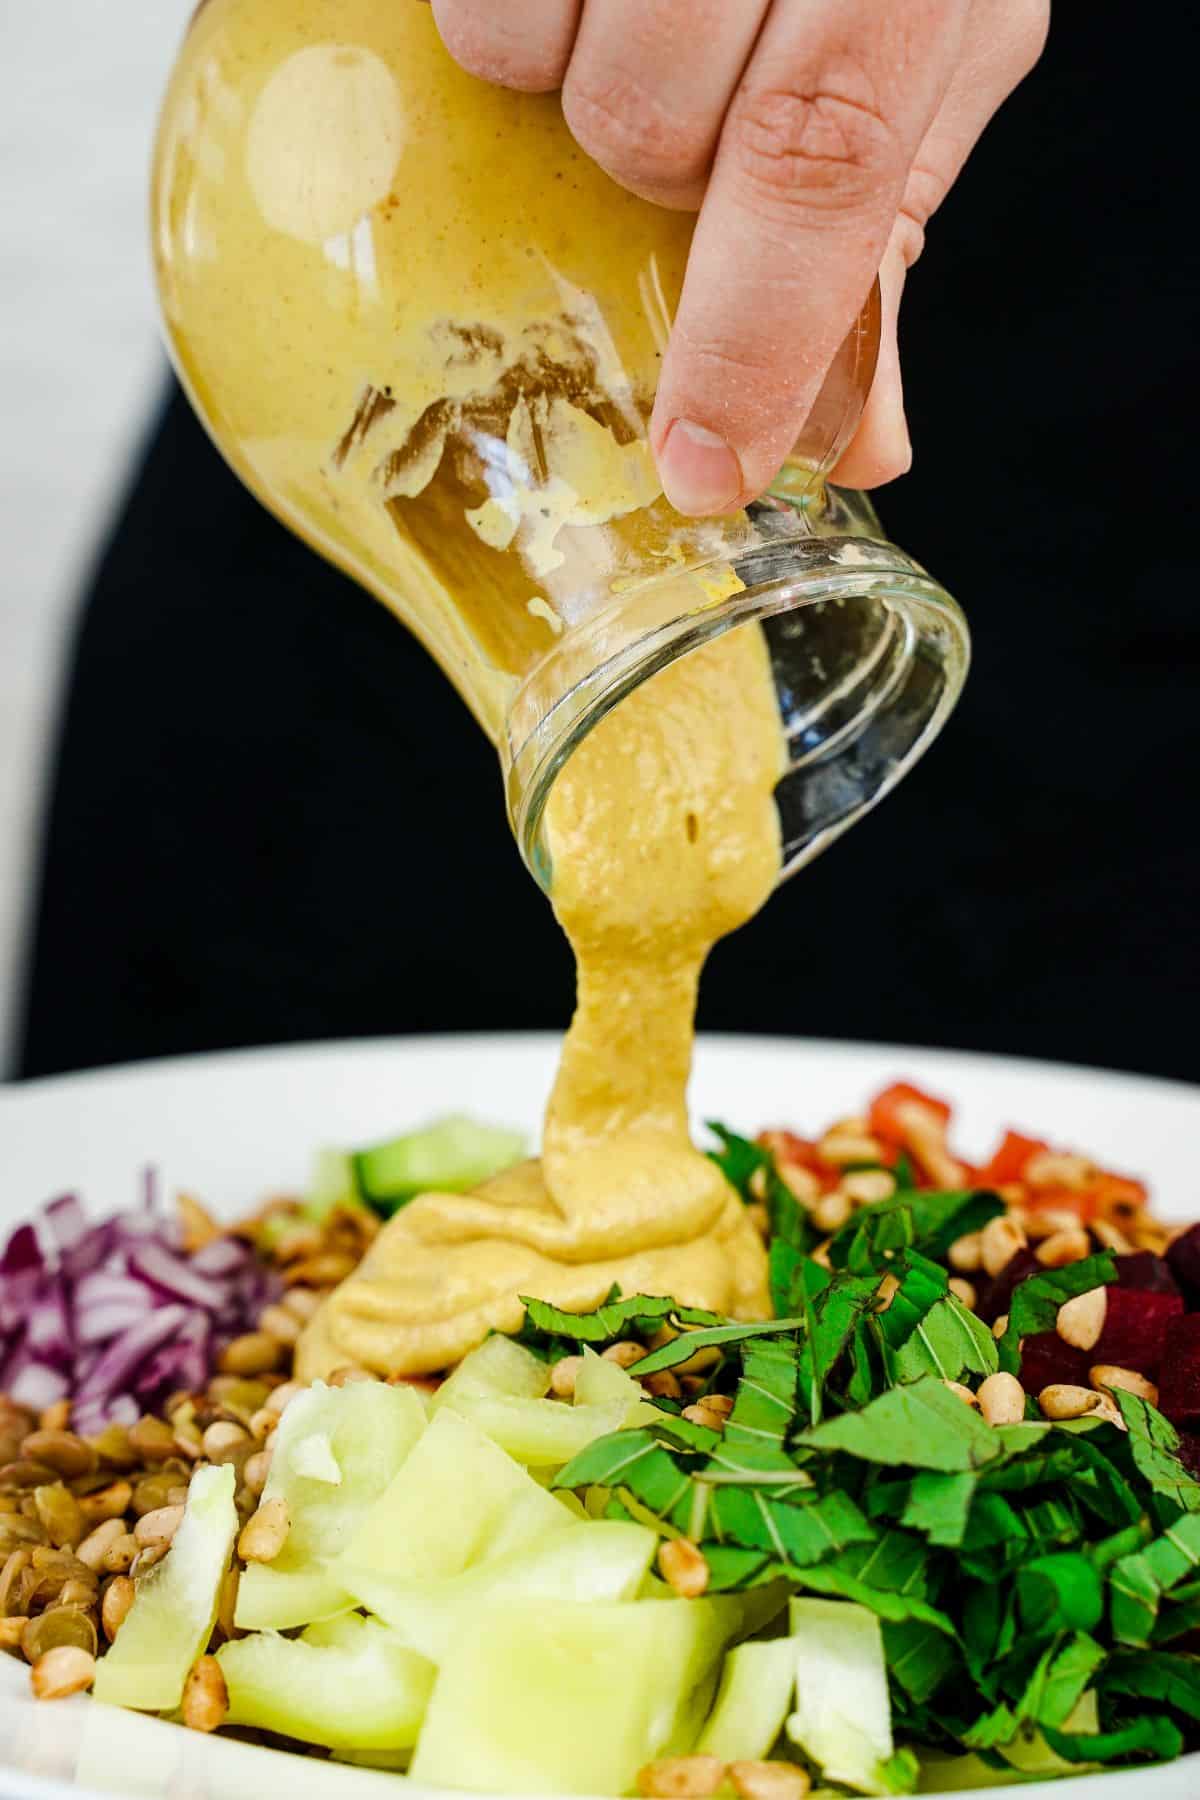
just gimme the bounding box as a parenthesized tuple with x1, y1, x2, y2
(297, 626, 780, 1377)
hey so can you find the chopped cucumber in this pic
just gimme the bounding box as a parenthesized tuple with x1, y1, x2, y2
(304, 1147, 356, 1220)
(352, 1114, 526, 1211)
(573, 1345, 641, 1409)
(786, 1597, 894, 1795)
(235, 1380, 425, 1631)
(432, 1333, 551, 1406)
(336, 1405, 569, 1585)
(342, 1520, 656, 1661)
(696, 1637, 796, 1761)
(440, 1389, 630, 1466)
(218, 1614, 434, 1750)
(93, 1464, 237, 1712)
(409, 1594, 746, 1795)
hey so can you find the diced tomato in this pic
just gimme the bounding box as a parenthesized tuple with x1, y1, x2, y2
(757, 1130, 823, 1171)
(868, 1082, 952, 1145)
(978, 1130, 1049, 1188)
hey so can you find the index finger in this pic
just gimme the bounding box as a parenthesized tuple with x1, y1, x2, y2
(650, 0, 968, 514)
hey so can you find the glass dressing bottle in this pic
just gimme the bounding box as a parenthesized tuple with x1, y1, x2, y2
(153, 0, 969, 887)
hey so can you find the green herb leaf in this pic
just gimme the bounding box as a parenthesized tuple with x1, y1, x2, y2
(1101, 1648, 1200, 1721)
(1041, 1715, 1184, 1764)
(520, 1292, 723, 1345)
(996, 1253, 1117, 1374)
(705, 1123, 770, 1195)
(632, 1316, 807, 1379)
(1113, 1389, 1200, 1516)
(797, 1375, 1004, 1472)
(1022, 1632, 1107, 1729)
(893, 1295, 1000, 1386)
(882, 1618, 961, 1703)
(1016, 1553, 1104, 1636)
(901, 1471, 977, 1547)
(1111, 1511, 1200, 1645)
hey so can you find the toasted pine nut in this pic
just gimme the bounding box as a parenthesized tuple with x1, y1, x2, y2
(873, 1273, 901, 1313)
(992, 1313, 1010, 1339)
(264, 1381, 304, 1418)
(1092, 1219, 1134, 1254)
(328, 1366, 376, 1387)
(1039, 1384, 1104, 1421)
(812, 1191, 852, 1233)
(99, 1533, 138, 1575)
(218, 1332, 281, 1377)
(238, 1496, 289, 1564)
(943, 1380, 979, 1408)
(282, 1286, 322, 1322)
(839, 1169, 896, 1206)
(202, 1422, 250, 1463)
(642, 1370, 683, 1400)
(176, 1192, 222, 1252)
(1090, 1364, 1158, 1405)
(243, 1450, 273, 1494)
(978, 1372, 1026, 1426)
(948, 1277, 977, 1311)
(981, 1215, 1027, 1279)
(134, 1505, 184, 1548)
(729, 1762, 812, 1800)
(101, 1575, 136, 1642)
(1024, 1206, 1085, 1240)
(1056, 1287, 1107, 1350)
(809, 1241, 832, 1270)
(682, 1404, 726, 1431)
(1036, 1227, 1091, 1269)
(776, 1162, 820, 1204)
(258, 1305, 302, 1347)
(39, 1400, 72, 1433)
(637, 1756, 726, 1799)
(549, 1356, 584, 1398)
(248, 1409, 277, 1443)
(30, 1645, 95, 1699)
(602, 1342, 647, 1369)
(1024, 1152, 1094, 1191)
(0, 1617, 29, 1652)
(182, 1655, 228, 1733)
(745, 1203, 770, 1240)
(948, 1232, 983, 1273)
(75, 1519, 126, 1572)
(77, 1480, 133, 1523)
(817, 1131, 884, 1168)
(658, 1538, 709, 1598)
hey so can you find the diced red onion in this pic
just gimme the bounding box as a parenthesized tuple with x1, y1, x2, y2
(127, 1242, 229, 1312)
(0, 1182, 283, 1431)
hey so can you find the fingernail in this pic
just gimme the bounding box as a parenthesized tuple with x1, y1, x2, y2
(659, 419, 743, 516)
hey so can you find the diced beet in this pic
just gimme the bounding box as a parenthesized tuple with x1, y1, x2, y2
(1167, 1224, 1200, 1308)
(1091, 1285, 1184, 1377)
(1018, 1331, 1090, 1394)
(1157, 1317, 1200, 1428)
(973, 1248, 1044, 1325)
(1176, 1432, 1200, 1481)
(1114, 1251, 1180, 1296)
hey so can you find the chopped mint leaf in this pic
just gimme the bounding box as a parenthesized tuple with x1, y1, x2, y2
(1041, 1715, 1184, 1764)
(995, 1253, 1117, 1373)
(901, 1471, 977, 1547)
(797, 1376, 1004, 1473)
(1113, 1388, 1200, 1516)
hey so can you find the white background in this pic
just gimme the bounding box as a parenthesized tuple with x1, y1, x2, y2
(0, 0, 193, 1070)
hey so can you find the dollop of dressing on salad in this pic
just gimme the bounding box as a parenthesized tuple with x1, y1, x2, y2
(298, 627, 779, 1377)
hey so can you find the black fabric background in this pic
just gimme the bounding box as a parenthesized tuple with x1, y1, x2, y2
(16, 10, 1200, 1082)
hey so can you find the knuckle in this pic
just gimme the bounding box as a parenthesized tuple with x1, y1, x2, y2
(727, 68, 903, 216)
(434, 8, 568, 93)
(563, 72, 714, 198)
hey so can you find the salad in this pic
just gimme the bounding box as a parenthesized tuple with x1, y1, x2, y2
(4, 1082, 1200, 1795)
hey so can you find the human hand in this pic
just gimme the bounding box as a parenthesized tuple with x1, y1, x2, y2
(428, 0, 1048, 512)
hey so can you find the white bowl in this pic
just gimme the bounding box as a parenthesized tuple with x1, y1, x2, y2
(2, 1032, 1198, 1800)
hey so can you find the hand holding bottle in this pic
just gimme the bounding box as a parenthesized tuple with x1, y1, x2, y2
(427, 0, 1048, 511)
